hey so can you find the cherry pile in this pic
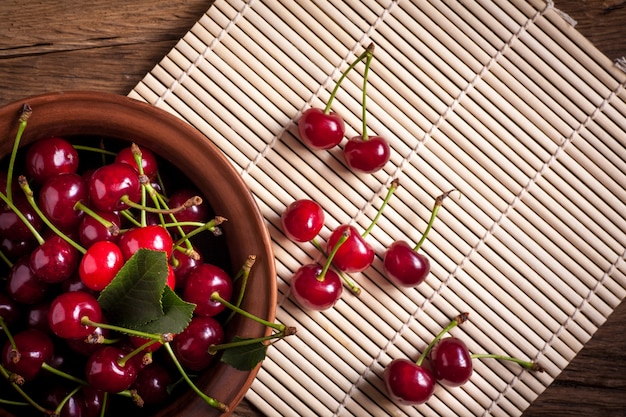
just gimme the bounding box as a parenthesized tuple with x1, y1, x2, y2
(0, 105, 293, 417)
(297, 43, 391, 174)
(384, 313, 544, 406)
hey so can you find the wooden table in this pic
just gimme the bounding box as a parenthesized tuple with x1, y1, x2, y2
(1, 1, 625, 416)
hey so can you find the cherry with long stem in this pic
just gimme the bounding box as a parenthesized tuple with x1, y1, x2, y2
(298, 43, 375, 150)
(343, 44, 391, 174)
(383, 189, 457, 288)
(325, 179, 399, 274)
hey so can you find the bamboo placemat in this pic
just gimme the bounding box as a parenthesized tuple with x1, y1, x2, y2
(129, 0, 626, 415)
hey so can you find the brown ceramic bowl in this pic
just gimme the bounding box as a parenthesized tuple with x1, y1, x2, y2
(0, 91, 276, 417)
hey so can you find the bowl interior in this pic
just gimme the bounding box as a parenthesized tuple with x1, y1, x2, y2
(0, 92, 276, 417)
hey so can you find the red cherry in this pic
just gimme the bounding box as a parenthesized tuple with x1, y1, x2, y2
(25, 136, 79, 183)
(78, 209, 121, 248)
(383, 358, 436, 405)
(88, 162, 141, 212)
(170, 248, 203, 290)
(30, 235, 80, 283)
(326, 224, 374, 273)
(172, 316, 224, 371)
(167, 188, 209, 234)
(343, 135, 391, 173)
(114, 145, 159, 181)
(291, 264, 342, 311)
(131, 362, 174, 406)
(383, 240, 430, 287)
(281, 199, 325, 243)
(38, 172, 88, 231)
(48, 291, 103, 339)
(85, 345, 138, 393)
(183, 263, 233, 317)
(117, 225, 173, 261)
(1, 328, 54, 381)
(0, 194, 44, 241)
(7, 256, 51, 305)
(297, 108, 345, 150)
(430, 337, 473, 387)
(79, 241, 125, 291)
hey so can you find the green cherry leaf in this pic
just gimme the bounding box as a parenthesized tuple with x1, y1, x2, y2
(133, 286, 195, 334)
(97, 249, 173, 329)
(220, 337, 268, 371)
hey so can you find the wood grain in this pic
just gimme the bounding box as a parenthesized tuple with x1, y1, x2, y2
(0, 1, 625, 416)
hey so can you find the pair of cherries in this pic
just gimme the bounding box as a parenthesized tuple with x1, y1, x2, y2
(384, 313, 544, 406)
(297, 43, 391, 174)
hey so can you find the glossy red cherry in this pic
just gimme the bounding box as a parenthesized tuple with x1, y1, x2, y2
(343, 135, 391, 173)
(170, 248, 203, 290)
(383, 358, 436, 406)
(30, 235, 80, 283)
(114, 144, 159, 181)
(88, 162, 141, 212)
(383, 240, 430, 287)
(291, 263, 343, 311)
(1, 328, 54, 381)
(25, 136, 79, 183)
(117, 225, 174, 261)
(0, 194, 44, 241)
(298, 108, 345, 150)
(183, 263, 233, 317)
(79, 240, 124, 291)
(167, 188, 209, 234)
(131, 362, 174, 406)
(326, 224, 374, 273)
(281, 199, 324, 242)
(85, 345, 138, 393)
(48, 291, 103, 339)
(38, 172, 88, 231)
(7, 256, 51, 305)
(78, 209, 121, 248)
(430, 337, 473, 387)
(172, 315, 224, 371)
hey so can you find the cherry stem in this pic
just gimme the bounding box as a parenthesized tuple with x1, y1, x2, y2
(6, 104, 31, 203)
(311, 238, 361, 295)
(0, 316, 19, 359)
(470, 353, 545, 372)
(225, 255, 256, 325)
(54, 385, 82, 416)
(72, 144, 117, 157)
(74, 201, 120, 236)
(132, 143, 150, 227)
(18, 175, 87, 254)
(324, 43, 376, 114)
(163, 342, 229, 413)
(0, 363, 49, 414)
(318, 228, 350, 282)
(0, 189, 44, 246)
(208, 328, 296, 355)
(360, 44, 375, 141)
(417, 312, 469, 366)
(0, 249, 13, 269)
(210, 291, 286, 333)
(172, 216, 227, 250)
(80, 316, 174, 344)
(413, 188, 458, 252)
(362, 178, 399, 238)
(0, 398, 28, 407)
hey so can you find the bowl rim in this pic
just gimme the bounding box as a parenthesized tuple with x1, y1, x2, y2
(0, 91, 277, 417)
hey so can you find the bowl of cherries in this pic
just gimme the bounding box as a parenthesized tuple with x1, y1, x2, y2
(0, 92, 279, 417)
